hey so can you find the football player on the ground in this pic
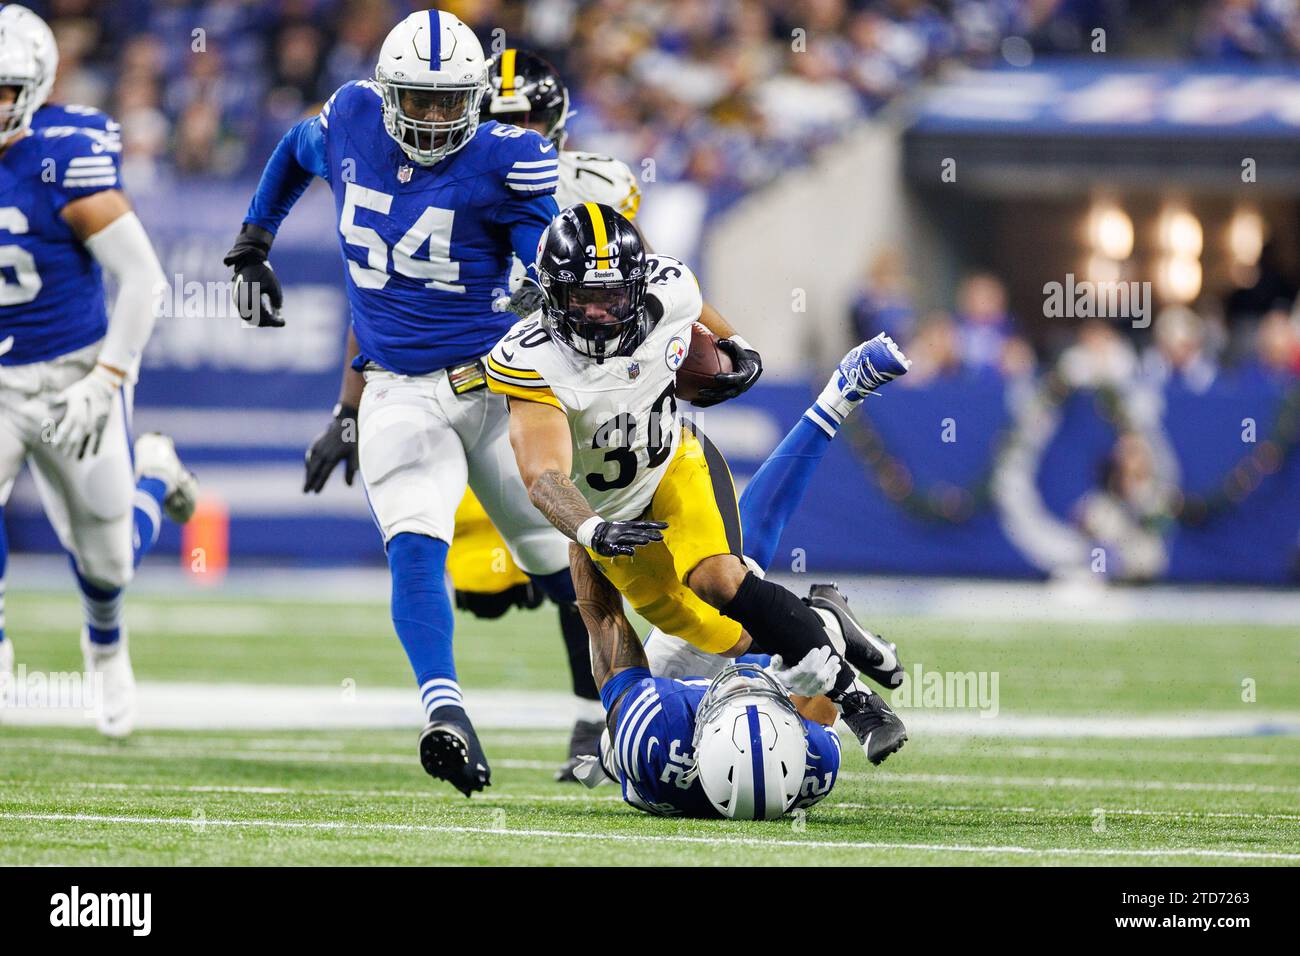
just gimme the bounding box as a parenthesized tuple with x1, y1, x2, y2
(567, 538, 844, 818)
(490, 202, 909, 766)
(224, 10, 592, 796)
(0, 6, 198, 736)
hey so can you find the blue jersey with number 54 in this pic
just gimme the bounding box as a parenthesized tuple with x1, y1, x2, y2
(244, 80, 560, 376)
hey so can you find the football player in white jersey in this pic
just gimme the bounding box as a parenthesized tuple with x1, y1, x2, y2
(490, 202, 908, 766)
(0, 5, 197, 736)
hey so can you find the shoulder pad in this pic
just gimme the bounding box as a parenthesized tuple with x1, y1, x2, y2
(38, 127, 122, 196)
(320, 80, 382, 132)
(487, 124, 559, 196)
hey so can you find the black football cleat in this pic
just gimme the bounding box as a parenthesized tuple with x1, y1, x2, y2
(419, 706, 491, 797)
(837, 689, 907, 766)
(806, 583, 905, 690)
(555, 717, 606, 783)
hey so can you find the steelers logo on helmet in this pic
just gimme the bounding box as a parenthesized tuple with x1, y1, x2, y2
(537, 202, 654, 364)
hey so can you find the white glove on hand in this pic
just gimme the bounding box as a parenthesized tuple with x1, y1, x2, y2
(52, 363, 121, 460)
(765, 646, 841, 698)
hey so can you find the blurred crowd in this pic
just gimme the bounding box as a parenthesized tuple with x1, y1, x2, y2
(33, 0, 1295, 204)
(1197, 0, 1300, 61)
(850, 245, 1300, 393)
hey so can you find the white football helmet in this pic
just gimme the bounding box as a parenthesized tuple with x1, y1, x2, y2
(692, 664, 809, 820)
(0, 32, 39, 147)
(375, 9, 488, 166)
(0, 4, 56, 106)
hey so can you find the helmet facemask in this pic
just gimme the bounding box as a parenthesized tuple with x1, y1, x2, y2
(0, 74, 36, 148)
(378, 72, 485, 165)
(692, 664, 805, 757)
(542, 273, 648, 363)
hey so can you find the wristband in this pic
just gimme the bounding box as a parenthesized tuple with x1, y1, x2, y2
(728, 335, 753, 353)
(575, 516, 604, 548)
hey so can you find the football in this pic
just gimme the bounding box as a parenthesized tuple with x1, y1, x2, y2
(675, 322, 734, 403)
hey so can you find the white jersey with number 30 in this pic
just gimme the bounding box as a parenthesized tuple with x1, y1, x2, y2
(486, 255, 702, 521)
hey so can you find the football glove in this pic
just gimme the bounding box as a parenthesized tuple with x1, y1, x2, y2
(303, 403, 359, 493)
(51, 363, 122, 460)
(589, 519, 668, 558)
(507, 278, 547, 318)
(692, 336, 762, 407)
(765, 646, 841, 698)
(223, 223, 285, 328)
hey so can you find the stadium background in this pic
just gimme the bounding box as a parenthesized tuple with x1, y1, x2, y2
(4, 0, 1300, 870)
(5, 0, 1299, 586)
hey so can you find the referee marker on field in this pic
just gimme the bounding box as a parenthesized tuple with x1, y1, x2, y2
(1, 811, 1296, 862)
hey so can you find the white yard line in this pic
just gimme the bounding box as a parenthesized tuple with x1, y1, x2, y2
(0, 811, 1294, 862)
(15, 781, 1298, 823)
(847, 771, 1300, 795)
(3, 681, 1299, 736)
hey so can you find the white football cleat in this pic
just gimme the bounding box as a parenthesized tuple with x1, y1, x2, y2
(81, 628, 136, 738)
(134, 432, 198, 524)
(0, 638, 13, 711)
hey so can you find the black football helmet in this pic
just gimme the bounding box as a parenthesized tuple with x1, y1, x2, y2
(482, 48, 570, 147)
(537, 202, 651, 363)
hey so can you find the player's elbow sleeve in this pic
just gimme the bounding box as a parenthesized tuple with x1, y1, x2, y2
(83, 211, 166, 372)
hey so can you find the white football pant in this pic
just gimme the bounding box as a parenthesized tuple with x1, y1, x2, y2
(0, 341, 135, 590)
(359, 363, 569, 576)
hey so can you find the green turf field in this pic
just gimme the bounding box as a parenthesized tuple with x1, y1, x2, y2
(2, 588, 1298, 866)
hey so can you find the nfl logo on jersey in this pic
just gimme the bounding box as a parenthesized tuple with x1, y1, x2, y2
(628, 362, 640, 380)
(397, 164, 413, 184)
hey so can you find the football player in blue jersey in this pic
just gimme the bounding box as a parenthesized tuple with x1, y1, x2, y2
(0, 4, 198, 736)
(568, 540, 845, 818)
(224, 10, 599, 796)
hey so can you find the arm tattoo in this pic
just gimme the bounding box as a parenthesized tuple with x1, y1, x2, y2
(529, 468, 597, 540)
(570, 543, 647, 694)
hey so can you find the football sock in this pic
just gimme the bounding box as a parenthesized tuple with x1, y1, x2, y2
(72, 560, 124, 647)
(556, 599, 600, 702)
(812, 367, 864, 429)
(386, 532, 460, 721)
(738, 416, 833, 572)
(132, 476, 167, 568)
(720, 571, 856, 696)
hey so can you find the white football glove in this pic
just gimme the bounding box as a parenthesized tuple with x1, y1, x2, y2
(765, 646, 841, 698)
(52, 363, 121, 460)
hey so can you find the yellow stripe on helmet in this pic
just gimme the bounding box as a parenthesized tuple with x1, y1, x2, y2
(500, 49, 517, 96)
(583, 202, 612, 265)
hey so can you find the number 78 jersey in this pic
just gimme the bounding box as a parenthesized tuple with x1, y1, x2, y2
(486, 255, 703, 520)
